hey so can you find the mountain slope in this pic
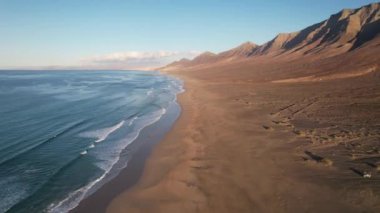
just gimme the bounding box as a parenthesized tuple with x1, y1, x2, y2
(161, 2, 380, 71)
(217, 42, 258, 58)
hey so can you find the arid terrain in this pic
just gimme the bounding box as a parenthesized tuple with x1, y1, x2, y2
(105, 3, 380, 213)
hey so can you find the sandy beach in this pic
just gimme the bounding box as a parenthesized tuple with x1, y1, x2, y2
(105, 63, 380, 212)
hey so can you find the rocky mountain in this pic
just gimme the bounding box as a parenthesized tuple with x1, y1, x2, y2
(161, 2, 380, 71)
(217, 42, 258, 58)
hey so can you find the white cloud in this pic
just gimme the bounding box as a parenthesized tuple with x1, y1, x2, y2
(81, 50, 200, 70)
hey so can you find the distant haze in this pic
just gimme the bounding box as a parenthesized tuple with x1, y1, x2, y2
(0, 0, 376, 70)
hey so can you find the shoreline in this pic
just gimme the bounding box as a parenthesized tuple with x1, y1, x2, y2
(106, 73, 209, 212)
(70, 81, 182, 213)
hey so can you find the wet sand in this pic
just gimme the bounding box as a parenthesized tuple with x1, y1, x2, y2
(71, 101, 181, 213)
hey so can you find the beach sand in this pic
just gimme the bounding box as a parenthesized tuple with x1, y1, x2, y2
(105, 65, 380, 212)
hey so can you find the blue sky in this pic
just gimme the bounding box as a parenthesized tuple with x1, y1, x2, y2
(0, 0, 376, 69)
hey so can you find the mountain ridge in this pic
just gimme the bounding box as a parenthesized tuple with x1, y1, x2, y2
(161, 2, 380, 71)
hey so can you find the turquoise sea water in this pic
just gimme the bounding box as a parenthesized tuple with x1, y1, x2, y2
(0, 70, 183, 213)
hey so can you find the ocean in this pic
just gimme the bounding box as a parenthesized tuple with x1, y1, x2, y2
(0, 70, 183, 213)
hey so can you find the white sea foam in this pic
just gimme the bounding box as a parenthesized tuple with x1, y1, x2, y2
(47, 108, 168, 213)
(94, 108, 166, 172)
(146, 89, 153, 95)
(128, 116, 138, 126)
(47, 168, 110, 213)
(80, 151, 87, 155)
(79, 120, 125, 143)
(0, 176, 29, 213)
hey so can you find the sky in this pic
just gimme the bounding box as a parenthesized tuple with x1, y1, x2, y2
(0, 0, 377, 70)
